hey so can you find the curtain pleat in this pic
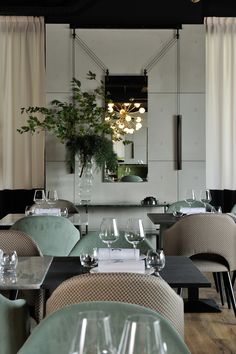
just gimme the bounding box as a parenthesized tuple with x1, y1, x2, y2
(0, 16, 45, 189)
(205, 17, 236, 190)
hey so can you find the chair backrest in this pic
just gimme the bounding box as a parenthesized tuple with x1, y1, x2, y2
(0, 294, 30, 354)
(167, 200, 214, 213)
(69, 231, 154, 256)
(19, 301, 190, 354)
(11, 215, 80, 256)
(163, 213, 236, 271)
(0, 230, 42, 256)
(46, 273, 184, 337)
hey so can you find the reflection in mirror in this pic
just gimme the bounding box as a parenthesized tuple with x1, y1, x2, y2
(103, 75, 148, 183)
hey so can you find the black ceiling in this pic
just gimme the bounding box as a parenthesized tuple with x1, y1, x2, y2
(0, 0, 236, 28)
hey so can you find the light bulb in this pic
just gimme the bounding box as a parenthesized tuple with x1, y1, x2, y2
(105, 116, 110, 121)
(108, 103, 114, 108)
(108, 107, 113, 113)
(119, 123, 124, 129)
(136, 122, 142, 130)
(125, 115, 131, 122)
(139, 107, 145, 114)
(134, 103, 141, 108)
(136, 116, 142, 123)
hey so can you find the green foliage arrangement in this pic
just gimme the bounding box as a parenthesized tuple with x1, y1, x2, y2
(18, 72, 118, 176)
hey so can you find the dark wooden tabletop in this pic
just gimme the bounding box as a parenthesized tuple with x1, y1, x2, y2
(42, 255, 210, 293)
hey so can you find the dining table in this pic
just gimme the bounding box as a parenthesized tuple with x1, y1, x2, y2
(42, 255, 216, 314)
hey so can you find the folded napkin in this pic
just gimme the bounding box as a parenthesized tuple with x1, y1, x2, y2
(34, 208, 61, 216)
(180, 207, 206, 215)
(97, 248, 140, 261)
(97, 259, 145, 273)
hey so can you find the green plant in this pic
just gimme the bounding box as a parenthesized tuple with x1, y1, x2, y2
(18, 72, 118, 176)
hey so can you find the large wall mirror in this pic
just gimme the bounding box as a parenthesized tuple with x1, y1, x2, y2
(103, 74, 148, 183)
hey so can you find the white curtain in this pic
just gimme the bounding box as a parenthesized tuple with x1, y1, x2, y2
(205, 17, 236, 189)
(0, 16, 45, 189)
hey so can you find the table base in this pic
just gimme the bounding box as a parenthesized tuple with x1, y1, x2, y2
(184, 298, 221, 313)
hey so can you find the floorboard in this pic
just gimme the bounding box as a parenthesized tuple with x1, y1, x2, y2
(184, 273, 236, 354)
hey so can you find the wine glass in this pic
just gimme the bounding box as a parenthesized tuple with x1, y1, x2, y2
(47, 189, 58, 206)
(99, 218, 119, 248)
(33, 189, 46, 205)
(185, 189, 196, 208)
(69, 310, 116, 354)
(124, 218, 145, 249)
(117, 314, 167, 354)
(200, 189, 212, 210)
(146, 249, 165, 277)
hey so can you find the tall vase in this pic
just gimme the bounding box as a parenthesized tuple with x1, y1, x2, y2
(76, 159, 93, 205)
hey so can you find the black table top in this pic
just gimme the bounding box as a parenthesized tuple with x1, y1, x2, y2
(147, 213, 179, 225)
(43, 255, 210, 293)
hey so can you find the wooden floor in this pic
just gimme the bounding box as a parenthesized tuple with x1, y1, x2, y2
(184, 274, 236, 354)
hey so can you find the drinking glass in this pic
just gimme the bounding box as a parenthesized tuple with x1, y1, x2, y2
(124, 218, 145, 249)
(200, 189, 212, 210)
(117, 314, 166, 354)
(33, 189, 46, 205)
(69, 310, 116, 354)
(47, 189, 58, 206)
(80, 248, 98, 269)
(185, 189, 196, 208)
(0, 251, 18, 274)
(146, 249, 165, 277)
(99, 218, 119, 248)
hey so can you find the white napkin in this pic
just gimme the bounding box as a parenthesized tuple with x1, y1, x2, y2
(180, 207, 206, 215)
(34, 208, 61, 216)
(97, 259, 145, 273)
(97, 248, 140, 261)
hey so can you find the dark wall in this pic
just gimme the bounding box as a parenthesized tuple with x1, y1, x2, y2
(0, 189, 36, 219)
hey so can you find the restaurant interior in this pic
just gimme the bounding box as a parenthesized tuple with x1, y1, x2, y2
(0, 1, 236, 353)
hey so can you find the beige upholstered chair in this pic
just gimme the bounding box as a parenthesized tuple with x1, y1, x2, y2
(0, 230, 42, 256)
(46, 272, 184, 337)
(0, 230, 43, 322)
(163, 213, 236, 316)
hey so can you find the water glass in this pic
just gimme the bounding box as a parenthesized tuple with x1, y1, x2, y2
(118, 314, 166, 354)
(33, 189, 46, 205)
(146, 249, 165, 277)
(69, 310, 116, 354)
(80, 248, 98, 269)
(0, 251, 18, 274)
(99, 218, 119, 248)
(60, 207, 68, 217)
(47, 189, 58, 205)
(124, 218, 145, 249)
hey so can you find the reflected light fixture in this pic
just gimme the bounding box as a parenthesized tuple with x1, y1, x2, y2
(191, 0, 201, 3)
(105, 100, 145, 140)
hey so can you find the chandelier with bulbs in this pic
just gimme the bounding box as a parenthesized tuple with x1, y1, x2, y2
(105, 100, 146, 140)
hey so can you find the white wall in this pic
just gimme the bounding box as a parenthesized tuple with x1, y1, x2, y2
(45, 25, 205, 232)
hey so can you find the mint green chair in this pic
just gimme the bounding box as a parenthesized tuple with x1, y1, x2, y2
(0, 294, 30, 354)
(18, 301, 190, 354)
(167, 200, 215, 213)
(69, 231, 154, 256)
(120, 175, 143, 182)
(11, 215, 80, 256)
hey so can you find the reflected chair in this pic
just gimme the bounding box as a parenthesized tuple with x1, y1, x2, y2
(120, 175, 143, 182)
(10, 215, 80, 256)
(18, 301, 190, 354)
(46, 273, 184, 337)
(163, 213, 236, 316)
(0, 294, 30, 354)
(69, 231, 154, 256)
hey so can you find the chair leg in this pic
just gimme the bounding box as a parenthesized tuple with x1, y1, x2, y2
(222, 272, 231, 309)
(232, 271, 236, 287)
(216, 272, 224, 306)
(213, 272, 219, 292)
(222, 271, 236, 316)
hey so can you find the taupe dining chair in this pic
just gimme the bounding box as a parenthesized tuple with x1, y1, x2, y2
(46, 272, 184, 337)
(0, 230, 43, 322)
(163, 213, 236, 316)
